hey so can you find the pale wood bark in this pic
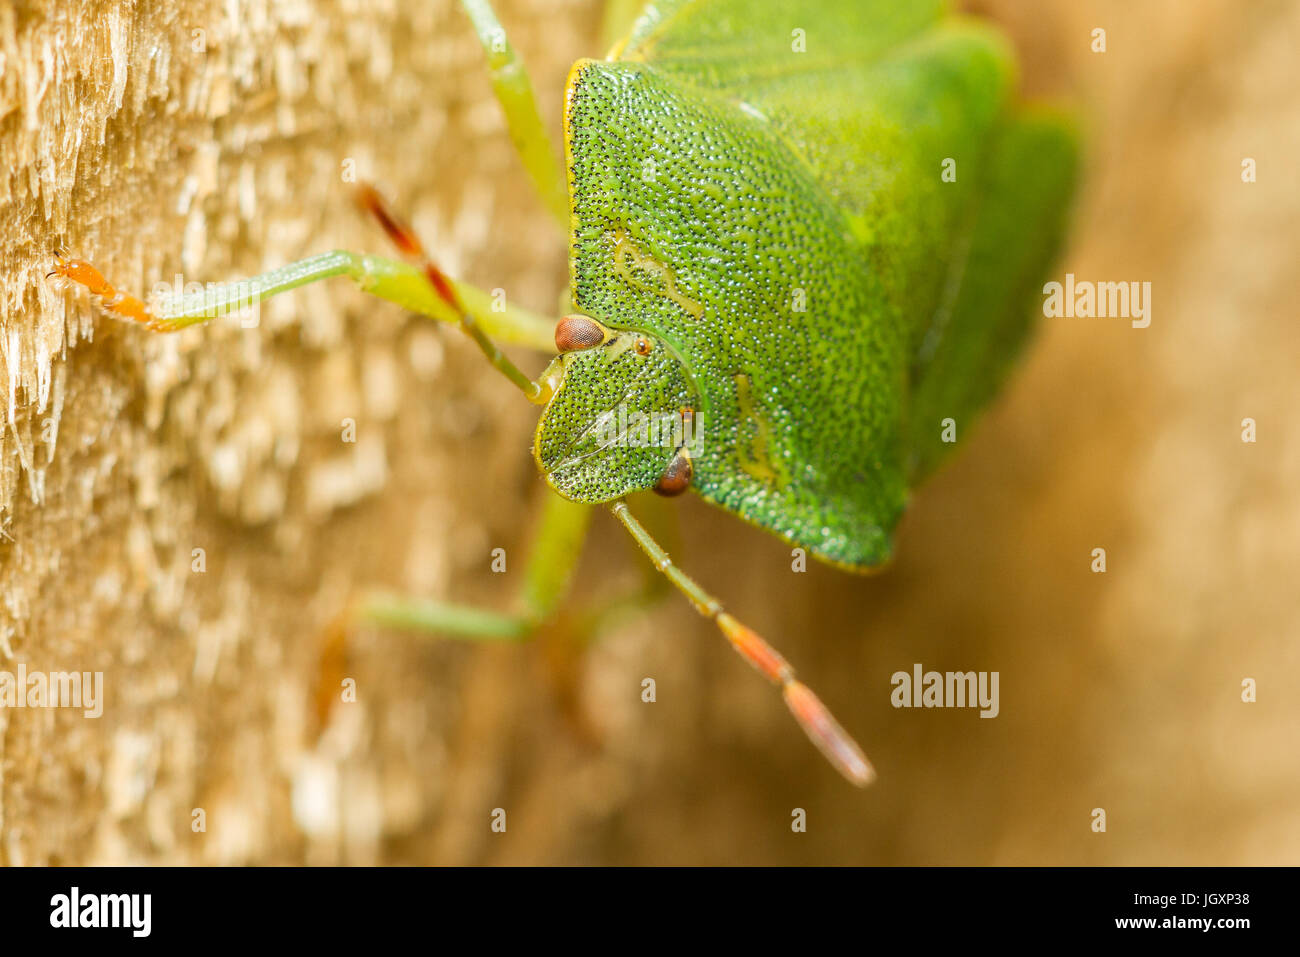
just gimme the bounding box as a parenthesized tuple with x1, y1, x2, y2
(1, 0, 1297, 865)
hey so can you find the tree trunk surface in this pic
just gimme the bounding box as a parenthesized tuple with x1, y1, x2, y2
(2, 0, 1298, 864)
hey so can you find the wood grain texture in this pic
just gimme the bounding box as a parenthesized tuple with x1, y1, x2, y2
(2, 0, 1297, 864)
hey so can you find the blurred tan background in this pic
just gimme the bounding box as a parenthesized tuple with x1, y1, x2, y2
(0, 0, 1295, 864)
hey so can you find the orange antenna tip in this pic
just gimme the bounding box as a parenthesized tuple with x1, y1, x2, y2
(354, 183, 424, 258)
(355, 182, 464, 312)
(783, 680, 875, 787)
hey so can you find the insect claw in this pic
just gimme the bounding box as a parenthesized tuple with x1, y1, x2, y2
(47, 255, 167, 330)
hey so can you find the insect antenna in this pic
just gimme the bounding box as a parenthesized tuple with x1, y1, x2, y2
(610, 500, 875, 786)
(355, 184, 548, 403)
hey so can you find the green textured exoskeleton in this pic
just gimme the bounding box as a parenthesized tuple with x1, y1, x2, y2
(546, 0, 1077, 568)
(54, 0, 1078, 786)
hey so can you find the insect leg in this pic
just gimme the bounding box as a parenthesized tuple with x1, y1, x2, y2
(562, 493, 678, 644)
(48, 250, 555, 349)
(516, 493, 595, 626)
(356, 493, 591, 637)
(609, 500, 876, 787)
(313, 493, 593, 725)
(599, 0, 649, 55)
(458, 0, 568, 227)
(313, 590, 531, 731)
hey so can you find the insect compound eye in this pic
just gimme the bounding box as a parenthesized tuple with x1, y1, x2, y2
(554, 314, 605, 353)
(653, 448, 693, 497)
(633, 336, 653, 357)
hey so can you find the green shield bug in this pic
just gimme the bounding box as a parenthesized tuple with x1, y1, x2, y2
(51, 0, 1078, 786)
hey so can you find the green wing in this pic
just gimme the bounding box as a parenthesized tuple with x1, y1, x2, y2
(907, 109, 1079, 479)
(616, 0, 944, 77)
